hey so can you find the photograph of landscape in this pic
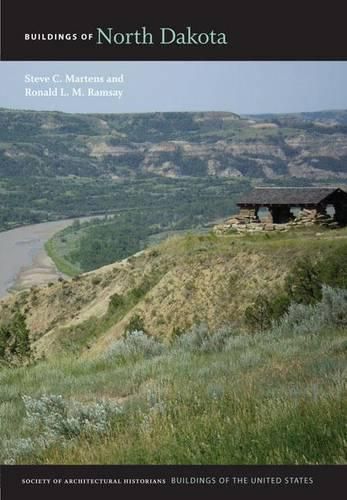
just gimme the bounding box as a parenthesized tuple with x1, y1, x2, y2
(0, 61, 346, 465)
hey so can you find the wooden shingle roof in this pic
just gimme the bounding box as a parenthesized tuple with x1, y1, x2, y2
(237, 187, 346, 206)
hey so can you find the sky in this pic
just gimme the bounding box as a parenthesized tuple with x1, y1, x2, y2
(0, 61, 347, 115)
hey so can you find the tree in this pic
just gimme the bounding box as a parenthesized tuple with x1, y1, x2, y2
(125, 314, 146, 336)
(318, 246, 347, 290)
(12, 312, 31, 358)
(285, 258, 322, 305)
(244, 294, 274, 332)
(0, 312, 31, 363)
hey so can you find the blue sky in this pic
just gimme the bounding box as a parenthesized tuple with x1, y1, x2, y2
(0, 61, 347, 115)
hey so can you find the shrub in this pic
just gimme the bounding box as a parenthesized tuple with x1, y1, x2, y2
(125, 314, 146, 335)
(129, 277, 153, 302)
(171, 326, 185, 340)
(0, 394, 122, 464)
(317, 246, 347, 289)
(1, 437, 35, 465)
(106, 330, 166, 362)
(244, 295, 275, 332)
(272, 302, 317, 337)
(148, 249, 160, 258)
(285, 258, 322, 305)
(282, 249, 347, 309)
(22, 394, 122, 439)
(245, 253, 347, 333)
(315, 286, 347, 327)
(108, 293, 124, 313)
(271, 286, 347, 337)
(271, 294, 292, 320)
(175, 323, 233, 353)
(244, 292, 290, 332)
(224, 334, 253, 351)
(0, 312, 31, 364)
(91, 276, 102, 286)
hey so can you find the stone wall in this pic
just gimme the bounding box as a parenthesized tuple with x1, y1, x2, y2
(214, 206, 339, 234)
(288, 208, 337, 228)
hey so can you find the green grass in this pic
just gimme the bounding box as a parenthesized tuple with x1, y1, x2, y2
(0, 322, 346, 464)
(1, 228, 347, 464)
(161, 226, 347, 262)
(51, 270, 165, 355)
(45, 238, 80, 277)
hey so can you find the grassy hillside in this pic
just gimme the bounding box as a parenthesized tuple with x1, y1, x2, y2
(0, 227, 346, 360)
(0, 228, 346, 464)
(0, 288, 346, 464)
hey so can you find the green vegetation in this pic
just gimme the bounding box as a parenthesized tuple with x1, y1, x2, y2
(245, 244, 347, 331)
(0, 311, 31, 365)
(1, 217, 347, 464)
(51, 270, 164, 355)
(1, 108, 347, 232)
(45, 238, 81, 276)
(45, 177, 248, 273)
(4, 226, 346, 360)
(1, 107, 347, 465)
(0, 286, 346, 464)
(0, 175, 248, 232)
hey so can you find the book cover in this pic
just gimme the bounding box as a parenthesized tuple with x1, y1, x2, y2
(0, 1, 346, 498)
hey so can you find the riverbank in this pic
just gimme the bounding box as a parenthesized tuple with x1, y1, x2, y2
(45, 238, 80, 277)
(0, 219, 76, 299)
(0, 215, 112, 299)
(9, 248, 68, 294)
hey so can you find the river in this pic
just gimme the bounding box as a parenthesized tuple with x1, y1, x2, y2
(0, 218, 80, 299)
